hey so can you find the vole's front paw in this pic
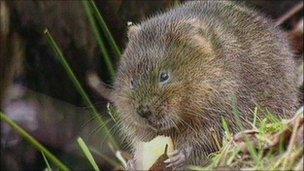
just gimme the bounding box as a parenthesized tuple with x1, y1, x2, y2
(126, 159, 136, 171)
(164, 147, 192, 169)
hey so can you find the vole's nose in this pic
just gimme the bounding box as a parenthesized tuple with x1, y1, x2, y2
(137, 105, 152, 118)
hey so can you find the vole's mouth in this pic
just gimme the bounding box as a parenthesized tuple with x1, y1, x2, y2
(145, 116, 176, 133)
(131, 116, 177, 141)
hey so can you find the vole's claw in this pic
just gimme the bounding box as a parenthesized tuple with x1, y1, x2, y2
(165, 153, 186, 168)
(164, 147, 191, 169)
(126, 159, 136, 171)
(167, 149, 180, 157)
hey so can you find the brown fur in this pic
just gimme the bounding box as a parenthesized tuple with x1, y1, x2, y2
(112, 1, 298, 167)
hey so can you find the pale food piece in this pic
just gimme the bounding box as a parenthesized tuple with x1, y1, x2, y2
(134, 136, 174, 170)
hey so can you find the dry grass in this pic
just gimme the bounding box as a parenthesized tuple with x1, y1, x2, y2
(190, 107, 303, 171)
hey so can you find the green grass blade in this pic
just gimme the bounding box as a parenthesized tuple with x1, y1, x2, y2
(42, 151, 52, 171)
(87, 0, 121, 58)
(0, 112, 69, 171)
(90, 147, 121, 168)
(221, 117, 231, 137)
(77, 137, 100, 171)
(44, 29, 118, 149)
(173, 0, 181, 7)
(107, 103, 117, 123)
(82, 1, 115, 79)
(244, 137, 259, 165)
(253, 107, 258, 127)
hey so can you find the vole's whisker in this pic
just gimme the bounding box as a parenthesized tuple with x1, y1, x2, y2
(89, 119, 112, 135)
(179, 118, 198, 135)
(185, 112, 210, 121)
(81, 114, 100, 129)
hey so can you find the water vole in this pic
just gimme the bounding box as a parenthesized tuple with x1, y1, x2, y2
(111, 1, 298, 169)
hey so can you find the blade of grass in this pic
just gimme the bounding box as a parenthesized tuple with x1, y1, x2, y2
(227, 147, 241, 165)
(173, 0, 181, 7)
(0, 112, 69, 171)
(244, 137, 260, 166)
(44, 29, 118, 150)
(82, 1, 115, 79)
(90, 147, 122, 168)
(282, 113, 301, 170)
(115, 150, 128, 169)
(107, 103, 117, 123)
(42, 151, 52, 171)
(77, 137, 100, 171)
(221, 117, 231, 138)
(87, 0, 121, 58)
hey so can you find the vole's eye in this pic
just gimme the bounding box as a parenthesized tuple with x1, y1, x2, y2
(160, 72, 170, 83)
(130, 79, 139, 89)
(130, 80, 135, 89)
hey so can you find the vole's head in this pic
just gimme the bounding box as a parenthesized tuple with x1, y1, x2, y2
(113, 18, 215, 141)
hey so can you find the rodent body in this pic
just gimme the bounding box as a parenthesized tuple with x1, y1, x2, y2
(112, 1, 298, 168)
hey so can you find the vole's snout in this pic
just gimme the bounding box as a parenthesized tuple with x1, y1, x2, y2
(136, 105, 152, 118)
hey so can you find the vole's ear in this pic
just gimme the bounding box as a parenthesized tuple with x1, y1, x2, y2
(87, 71, 113, 102)
(169, 18, 202, 35)
(184, 18, 200, 28)
(182, 18, 202, 32)
(127, 24, 141, 39)
(178, 18, 214, 55)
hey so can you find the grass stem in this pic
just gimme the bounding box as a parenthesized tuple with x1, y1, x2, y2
(82, 0, 116, 79)
(77, 137, 100, 171)
(44, 29, 118, 149)
(88, 0, 121, 58)
(42, 151, 52, 171)
(0, 112, 69, 171)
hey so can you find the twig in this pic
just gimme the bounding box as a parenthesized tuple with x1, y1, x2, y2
(281, 114, 301, 169)
(294, 157, 303, 170)
(275, 2, 303, 26)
